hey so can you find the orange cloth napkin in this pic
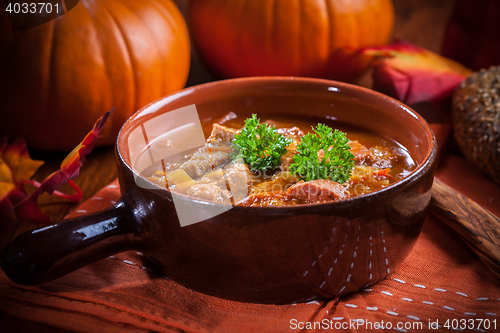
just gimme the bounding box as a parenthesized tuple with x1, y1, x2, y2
(1, 125, 500, 332)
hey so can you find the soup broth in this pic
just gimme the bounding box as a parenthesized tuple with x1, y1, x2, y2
(137, 113, 417, 206)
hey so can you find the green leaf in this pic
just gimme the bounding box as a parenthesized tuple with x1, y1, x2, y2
(289, 124, 355, 183)
(232, 114, 292, 171)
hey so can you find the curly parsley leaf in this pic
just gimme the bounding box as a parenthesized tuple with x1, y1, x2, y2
(289, 124, 355, 183)
(232, 114, 292, 171)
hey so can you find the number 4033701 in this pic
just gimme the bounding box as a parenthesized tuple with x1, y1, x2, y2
(443, 318, 496, 330)
(5, 2, 61, 14)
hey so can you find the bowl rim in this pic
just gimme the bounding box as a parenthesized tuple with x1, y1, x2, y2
(116, 76, 437, 212)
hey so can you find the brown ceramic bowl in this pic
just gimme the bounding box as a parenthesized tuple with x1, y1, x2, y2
(1, 77, 436, 304)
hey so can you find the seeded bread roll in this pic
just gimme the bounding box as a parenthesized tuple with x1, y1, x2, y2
(452, 66, 500, 184)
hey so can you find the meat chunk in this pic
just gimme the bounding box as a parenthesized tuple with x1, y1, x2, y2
(196, 168, 225, 186)
(278, 127, 304, 171)
(224, 162, 253, 202)
(238, 191, 298, 207)
(184, 161, 253, 204)
(179, 143, 232, 178)
(349, 140, 375, 165)
(369, 146, 401, 169)
(207, 123, 238, 143)
(187, 183, 223, 201)
(287, 179, 350, 203)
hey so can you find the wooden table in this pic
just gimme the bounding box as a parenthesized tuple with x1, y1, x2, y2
(7, 0, 458, 237)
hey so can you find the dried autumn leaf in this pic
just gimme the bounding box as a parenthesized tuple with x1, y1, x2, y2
(363, 40, 473, 105)
(0, 182, 15, 203)
(0, 137, 44, 184)
(1, 138, 45, 183)
(15, 110, 112, 224)
(0, 110, 112, 226)
(0, 137, 44, 224)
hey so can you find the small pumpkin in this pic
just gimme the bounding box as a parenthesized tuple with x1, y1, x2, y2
(189, 0, 394, 82)
(0, 0, 190, 151)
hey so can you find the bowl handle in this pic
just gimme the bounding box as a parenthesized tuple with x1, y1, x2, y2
(1, 198, 140, 285)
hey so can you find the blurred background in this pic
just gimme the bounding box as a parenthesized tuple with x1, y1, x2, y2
(26, 0, 461, 222)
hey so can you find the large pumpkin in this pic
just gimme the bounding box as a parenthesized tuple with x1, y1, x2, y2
(0, 0, 190, 151)
(189, 0, 394, 82)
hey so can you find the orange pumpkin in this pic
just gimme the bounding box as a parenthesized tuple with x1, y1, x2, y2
(0, 0, 190, 151)
(189, 0, 394, 82)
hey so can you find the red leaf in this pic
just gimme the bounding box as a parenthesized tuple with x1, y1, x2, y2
(0, 137, 43, 224)
(363, 40, 473, 105)
(15, 110, 112, 224)
(0, 137, 44, 184)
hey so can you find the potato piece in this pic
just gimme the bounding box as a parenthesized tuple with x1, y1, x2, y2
(147, 170, 168, 188)
(166, 169, 196, 193)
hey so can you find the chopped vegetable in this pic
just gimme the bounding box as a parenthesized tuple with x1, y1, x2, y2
(232, 114, 292, 171)
(290, 124, 355, 183)
(166, 169, 196, 193)
(147, 170, 168, 188)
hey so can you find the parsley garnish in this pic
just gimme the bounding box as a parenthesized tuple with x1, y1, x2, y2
(289, 124, 355, 183)
(232, 114, 292, 171)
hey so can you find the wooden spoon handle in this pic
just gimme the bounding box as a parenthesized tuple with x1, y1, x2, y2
(429, 178, 500, 278)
